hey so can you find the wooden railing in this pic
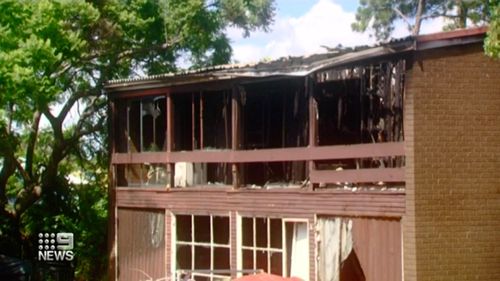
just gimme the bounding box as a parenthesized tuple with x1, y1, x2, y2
(112, 142, 405, 184)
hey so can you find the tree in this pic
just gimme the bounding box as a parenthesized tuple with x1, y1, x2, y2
(351, 0, 491, 41)
(0, 0, 275, 279)
(485, 0, 499, 58)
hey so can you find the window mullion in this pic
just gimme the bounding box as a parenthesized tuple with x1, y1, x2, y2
(267, 218, 271, 274)
(282, 221, 286, 277)
(253, 217, 256, 271)
(191, 215, 195, 272)
(210, 215, 214, 281)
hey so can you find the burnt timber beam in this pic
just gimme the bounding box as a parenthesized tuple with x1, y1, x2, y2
(191, 92, 196, 150)
(166, 91, 175, 188)
(200, 91, 204, 149)
(231, 85, 240, 188)
(307, 76, 317, 190)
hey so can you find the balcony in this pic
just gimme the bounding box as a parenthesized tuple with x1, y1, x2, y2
(110, 61, 406, 191)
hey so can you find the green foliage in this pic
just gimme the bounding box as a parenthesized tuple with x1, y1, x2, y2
(0, 0, 275, 280)
(352, 0, 491, 41)
(485, 0, 500, 58)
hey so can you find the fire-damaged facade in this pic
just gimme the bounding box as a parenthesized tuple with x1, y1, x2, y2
(105, 27, 500, 281)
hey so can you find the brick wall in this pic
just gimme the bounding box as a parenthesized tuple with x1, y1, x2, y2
(403, 56, 417, 280)
(404, 43, 500, 280)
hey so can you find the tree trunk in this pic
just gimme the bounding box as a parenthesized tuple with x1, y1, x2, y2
(456, 0, 468, 28)
(413, 0, 426, 36)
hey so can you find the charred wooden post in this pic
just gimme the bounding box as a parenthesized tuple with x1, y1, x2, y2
(200, 91, 204, 149)
(231, 85, 240, 188)
(307, 76, 317, 190)
(192, 92, 196, 150)
(108, 98, 117, 281)
(166, 92, 175, 188)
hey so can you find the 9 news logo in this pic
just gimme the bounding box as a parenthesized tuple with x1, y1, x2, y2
(37, 232, 74, 261)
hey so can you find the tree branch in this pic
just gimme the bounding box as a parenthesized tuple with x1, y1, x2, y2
(1, 126, 31, 185)
(73, 118, 106, 143)
(7, 103, 13, 134)
(117, 37, 182, 60)
(71, 98, 107, 141)
(41, 108, 58, 130)
(413, 0, 426, 36)
(50, 61, 73, 79)
(57, 90, 88, 123)
(392, 7, 413, 31)
(41, 106, 65, 142)
(421, 12, 461, 20)
(0, 156, 16, 208)
(14, 157, 31, 185)
(25, 111, 41, 178)
(0, 125, 33, 213)
(13, 184, 42, 218)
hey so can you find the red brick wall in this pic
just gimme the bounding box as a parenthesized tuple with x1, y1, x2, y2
(404, 43, 500, 281)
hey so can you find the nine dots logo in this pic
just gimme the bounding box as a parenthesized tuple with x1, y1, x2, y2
(37, 232, 74, 261)
(38, 233, 57, 251)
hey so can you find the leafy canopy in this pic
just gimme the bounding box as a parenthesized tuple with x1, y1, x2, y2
(485, 1, 500, 58)
(351, 0, 498, 58)
(0, 0, 275, 279)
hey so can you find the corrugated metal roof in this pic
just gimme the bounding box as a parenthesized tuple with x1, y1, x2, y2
(105, 27, 487, 91)
(105, 44, 408, 90)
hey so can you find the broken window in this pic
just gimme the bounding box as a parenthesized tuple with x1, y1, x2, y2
(114, 96, 167, 153)
(316, 79, 362, 146)
(315, 62, 405, 147)
(240, 161, 306, 188)
(240, 79, 308, 149)
(169, 91, 232, 188)
(116, 164, 168, 187)
(240, 217, 309, 281)
(202, 91, 232, 150)
(236, 79, 308, 188)
(173, 93, 193, 151)
(171, 162, 231, 188)
(171, 90, 232, 151)
(312, 62, 406, 189)
(175, 214, 230, 281)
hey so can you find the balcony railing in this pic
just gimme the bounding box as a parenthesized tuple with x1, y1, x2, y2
(112, 142, 404, 185)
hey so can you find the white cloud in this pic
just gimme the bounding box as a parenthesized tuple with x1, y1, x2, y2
(391, 16, 448, 39)
(230, 0, 374, 63)
(420, 17, 448, 34)
(229, 0, 447, 64)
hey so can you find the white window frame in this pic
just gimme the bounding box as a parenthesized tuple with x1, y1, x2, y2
(237, 215, 309, 280)
(172, 213, 231, 281)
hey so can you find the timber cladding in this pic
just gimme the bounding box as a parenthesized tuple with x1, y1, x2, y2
(117, 208, 166, 281)
(404, 43, 500, 281)
(115, 188, 405, 218)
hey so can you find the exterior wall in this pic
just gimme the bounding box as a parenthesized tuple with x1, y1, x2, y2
(114, 188, 405, 217)
(352, 218, 402, 281)
(114, 189, 405, 281)
(117, 208, 166, 281)
(405, 43, 500, 281)
(109, 47, 407, 281)
(403, 54, 418, 281)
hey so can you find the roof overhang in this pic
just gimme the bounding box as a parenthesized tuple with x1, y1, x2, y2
(105, 26, 487, 94)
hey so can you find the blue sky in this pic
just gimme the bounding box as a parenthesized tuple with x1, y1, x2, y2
(275, 0, 358, 16)
(227, 0, 445, 63)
